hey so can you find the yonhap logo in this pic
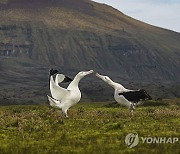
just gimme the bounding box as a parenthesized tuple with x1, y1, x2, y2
(125, 133, 139, 148)
(125, 133, 179, 148)
(141, 137, 179, 144)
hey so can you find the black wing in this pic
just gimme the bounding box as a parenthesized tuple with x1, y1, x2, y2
(62, 76, 73, 83)
(119, 89, 152, 103)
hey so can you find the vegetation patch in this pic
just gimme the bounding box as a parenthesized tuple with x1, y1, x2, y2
(0, 99, 179, 153)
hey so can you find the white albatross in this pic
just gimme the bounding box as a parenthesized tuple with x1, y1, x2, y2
(47, 69, 94, 117)
(96, 73, 152, 113)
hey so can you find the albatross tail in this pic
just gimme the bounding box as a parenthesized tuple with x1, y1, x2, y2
(47, 95, 62, 109)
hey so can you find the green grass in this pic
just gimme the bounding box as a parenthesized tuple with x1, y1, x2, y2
(0, 100, 180, 154)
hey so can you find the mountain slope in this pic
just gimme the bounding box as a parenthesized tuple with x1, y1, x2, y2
(0, 0, 180, 104)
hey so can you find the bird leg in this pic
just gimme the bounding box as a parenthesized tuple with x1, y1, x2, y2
(130, 103, 136, 115)
(65, 112, 68, 118)
(62, 109, 68, 118)
(130, 109, 134, 116)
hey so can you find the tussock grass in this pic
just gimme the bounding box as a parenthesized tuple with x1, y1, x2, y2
(0, 100, 180, 154)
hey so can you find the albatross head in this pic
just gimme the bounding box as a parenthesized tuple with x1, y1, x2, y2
(96, 73, 112, 85)
(76, 70, 94, 80)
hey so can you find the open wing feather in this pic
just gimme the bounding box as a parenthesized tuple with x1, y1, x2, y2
(50, 76, 69, 100)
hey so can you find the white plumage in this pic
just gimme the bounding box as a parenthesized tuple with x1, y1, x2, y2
(96, 73, 152, 113)
(47, 70, 94, 117)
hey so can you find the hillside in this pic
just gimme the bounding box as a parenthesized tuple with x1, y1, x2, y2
(0, 0, 180, 104)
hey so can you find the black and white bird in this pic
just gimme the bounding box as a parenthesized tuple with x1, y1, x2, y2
(96, 73, 152, 113)
(47, 69, 94, 117)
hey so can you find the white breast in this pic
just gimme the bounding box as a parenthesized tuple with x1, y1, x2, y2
(69, 88, 81, 104)
(114, 90, 131, 108)
(61, 87, 81, 109)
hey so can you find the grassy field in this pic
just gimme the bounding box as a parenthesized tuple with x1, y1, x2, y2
(0, 99, 179, 154)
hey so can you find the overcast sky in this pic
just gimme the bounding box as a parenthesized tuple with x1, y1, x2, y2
(93, 0, 180, 32)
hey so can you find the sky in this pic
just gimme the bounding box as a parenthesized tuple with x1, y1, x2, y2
(93, 0, 180, 32)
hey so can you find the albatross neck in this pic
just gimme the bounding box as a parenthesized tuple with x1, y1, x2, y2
(108, 80, 120, 90)
(68, 75, 81, 89)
